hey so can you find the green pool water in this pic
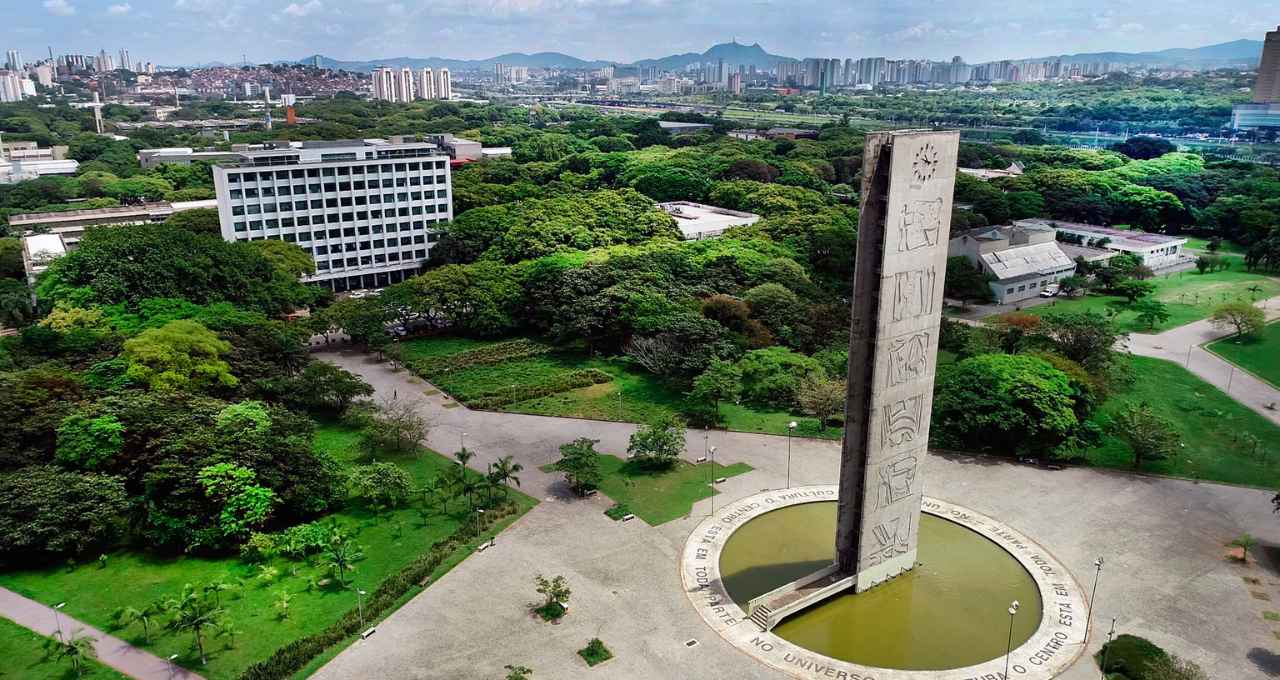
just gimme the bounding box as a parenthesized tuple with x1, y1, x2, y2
(720, 501, 1042, 670)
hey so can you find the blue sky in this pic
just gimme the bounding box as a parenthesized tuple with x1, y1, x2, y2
(2, 0, 1274, 66)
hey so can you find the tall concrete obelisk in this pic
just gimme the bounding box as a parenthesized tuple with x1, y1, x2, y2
(836, 130, 959, 592)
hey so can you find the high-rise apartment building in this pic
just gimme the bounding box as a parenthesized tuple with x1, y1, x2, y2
(0, 71, 23, 103)
(372, 66, 398, 102)
(119, 49, 131, 73)
(418, 67, 436, 100)
(435, 68, 451, 100)
(5, 50, 20, 72)
(212, 138, 454, 292)
(1255, 25, 1280, 103)
(397, 67, 416, 102)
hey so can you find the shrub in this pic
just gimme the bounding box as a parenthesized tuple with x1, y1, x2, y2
(578, 638, 613, 666)
(736, 346, 826, 408)
(1095, 634, 1168, 680)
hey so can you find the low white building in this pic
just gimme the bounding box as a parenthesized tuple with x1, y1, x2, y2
(1015, 219, 1189, 270)
(959, 162, 1024, 181)
(659, 201, 760, 241)
(948, 222, 1115, 304)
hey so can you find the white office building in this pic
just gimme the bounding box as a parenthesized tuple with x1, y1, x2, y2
(212, 138, 453, 291)
(1014, 219, 1190, 271)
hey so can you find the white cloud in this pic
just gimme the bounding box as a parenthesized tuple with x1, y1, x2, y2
(283, 0, 323, 17)
(107, 3, 132, 15)
(43, 0, 76, 16)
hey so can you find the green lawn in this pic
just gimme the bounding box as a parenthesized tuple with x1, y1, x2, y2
(0, 424, 536, 680)
(1083, 356, 1280, 487)
(1208, 321, 1280, 389)
(1182, 237, 1248, 255)
(542, 454, 752, 525)
(400, 336, 842, 439)
(1028, 268, 1280, 333)
(0, 616, 127, 680)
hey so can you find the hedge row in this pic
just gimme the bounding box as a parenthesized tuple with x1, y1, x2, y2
(411, 339, 552, 376)
(236, 502, 522, 680)
(467, 369, 613, 409)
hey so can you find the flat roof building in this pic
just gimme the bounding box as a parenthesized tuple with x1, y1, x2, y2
(949, 222, 1084, 304)
(1014, 219, 1190, 271)
(212, 138, 453, 292)
(138, 147, 244, 169)
(658, 121, 714, 135)
(659, 201, 760, 240)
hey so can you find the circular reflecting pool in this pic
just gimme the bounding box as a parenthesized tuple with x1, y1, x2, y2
(720, 501, 1042, 671)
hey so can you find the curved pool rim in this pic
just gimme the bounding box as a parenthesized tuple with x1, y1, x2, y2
(679, 485, 1088, 680)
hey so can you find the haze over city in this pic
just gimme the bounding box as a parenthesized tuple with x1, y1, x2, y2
(3, 0, 1277, 65)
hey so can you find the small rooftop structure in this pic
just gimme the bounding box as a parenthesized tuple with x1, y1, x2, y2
(765, 127, 819, 140)
(137, 147, 243, 169)
(481, 147, 513, 159)
(21, 233, 66, 286)
(659, 121, 714, 135)
(660, 201, 760, 240)
(959, 162, 1024, 181)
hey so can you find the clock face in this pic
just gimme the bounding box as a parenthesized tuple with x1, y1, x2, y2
(912, 143, 939, 182)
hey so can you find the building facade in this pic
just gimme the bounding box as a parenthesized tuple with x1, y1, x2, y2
(1014, 219, 1189, 270)
(212, 139, 453, 292)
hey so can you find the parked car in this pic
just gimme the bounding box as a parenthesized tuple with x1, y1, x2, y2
(1039, 284, 1060, 298)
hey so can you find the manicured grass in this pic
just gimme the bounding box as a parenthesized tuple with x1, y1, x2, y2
(0, 615, 128, 680)
(597, 455, 751, 525)
(0, 424, 536, 680)
(1083, 356, 1280, 487)
(1207, 321, 1280, 389)
(396, 336, 493, 362)
(1183, 237, 1247, 255)
(402, 336, 842, 439)
(1027, 268, 1280, 333)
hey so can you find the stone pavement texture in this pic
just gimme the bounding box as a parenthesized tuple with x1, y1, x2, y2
(0, 586, 203, 680)
(313, 350, 1280, 680)
(1126, 295, 1280, 427)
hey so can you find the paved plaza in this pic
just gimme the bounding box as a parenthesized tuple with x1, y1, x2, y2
(313, 350, 1280, 680)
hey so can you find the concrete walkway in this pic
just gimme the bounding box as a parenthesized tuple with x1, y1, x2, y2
(316, 349, 1280, 680)
(1127, 295, 1280, 426)
(0, 586, 202, 680)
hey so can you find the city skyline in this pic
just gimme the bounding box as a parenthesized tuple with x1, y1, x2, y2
(1, 0, 1275, 68)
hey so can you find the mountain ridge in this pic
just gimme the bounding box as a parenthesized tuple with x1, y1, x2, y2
(282, 38, 1262, 73)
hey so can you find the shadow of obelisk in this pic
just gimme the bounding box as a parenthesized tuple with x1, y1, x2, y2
(835, 130, 959, 592)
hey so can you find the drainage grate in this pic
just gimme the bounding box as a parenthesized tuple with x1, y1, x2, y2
(684, 639, 699, 648)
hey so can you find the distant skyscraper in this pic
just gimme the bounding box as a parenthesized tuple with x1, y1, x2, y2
(372, 66, 398, 102)
(397, 67, 415, 102)
(5, 50, 19, 71)
(312, 55, 322, 68)
(1255, 25, 1280, 103)
(418, 67, 436, 100)
(119, 49, 131, 73)
(435, 68, 451, 100)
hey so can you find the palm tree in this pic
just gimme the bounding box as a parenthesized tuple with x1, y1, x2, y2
(490, 455, 524, 500)
(454, 448, 474, 468)
(457, 474, 481, 513)
(215, 619, 242, 649)
(42, 631, 97, 678)
(165, 584, 223, 666)
(203, 581, 232, 608)
(113, 600, 162, 644)
(323, 529, 364, 588)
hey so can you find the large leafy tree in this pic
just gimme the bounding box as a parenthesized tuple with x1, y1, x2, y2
(0, 465, 129, 559)
(122, 319, 237, 392)
(626, 414, 686, 470)
(36, 223, 312, 315)
(931, 353, 1081, 456)
(553, 438, 603, 494)
(1107, 402, 1181, 469)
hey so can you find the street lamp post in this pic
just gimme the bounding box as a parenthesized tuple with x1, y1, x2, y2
(1004, 600, 1020, 680)
(786, 421, 797, 488)
(53, 602, 66, 641)
(1227, 365, 1237, 394)
(461, 431, 467, 453)
(167, 654, 179, 680)
(356, 589, 367, 630)
(1099, 617, 1118, 679)
(709, 446, 718, 516)
(1087, 557, 1104, 641)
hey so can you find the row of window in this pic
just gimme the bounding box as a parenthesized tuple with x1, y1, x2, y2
(231, 201, 447, 220)
(300, 234, 435, 254)
(232, 219, 443, 235)
(230, 191, 448, 214)
(225, 161, 446, 183)
(315, 250, 429, 271)
(228, 177, 446, 199)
